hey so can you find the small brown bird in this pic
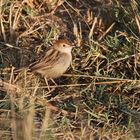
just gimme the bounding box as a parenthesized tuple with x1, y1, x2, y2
(29, 39, 74, 79)
(14, 39, 75, 115)
(15, 39, 74, 82)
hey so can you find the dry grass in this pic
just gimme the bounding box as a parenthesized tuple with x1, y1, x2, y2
(0, 0, 140, 140)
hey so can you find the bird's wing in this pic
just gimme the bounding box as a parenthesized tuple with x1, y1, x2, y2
(29, 49, 61, 71)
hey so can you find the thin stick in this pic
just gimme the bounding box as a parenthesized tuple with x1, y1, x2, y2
(62, 74, 140, 82)
(37, 98, 75, 116)
(88, 17, 98, 38)
(26, 80, 137, 90)
(98, 22, 115, 41)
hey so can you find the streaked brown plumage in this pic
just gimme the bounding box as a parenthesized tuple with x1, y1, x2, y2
(17, 39, 74, 79)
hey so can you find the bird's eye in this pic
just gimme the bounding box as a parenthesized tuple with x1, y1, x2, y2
(63, 44, 66, 47)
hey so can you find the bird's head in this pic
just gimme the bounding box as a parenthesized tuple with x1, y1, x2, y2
(53, 39, 75, 53)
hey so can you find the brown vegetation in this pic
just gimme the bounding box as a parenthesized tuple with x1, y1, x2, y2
(0, 0, 140, 139)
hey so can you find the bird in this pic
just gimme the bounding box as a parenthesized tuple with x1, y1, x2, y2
(14, 39, 75, 115)
(14, 39, 74, 85)
(29, 39, 74, 79)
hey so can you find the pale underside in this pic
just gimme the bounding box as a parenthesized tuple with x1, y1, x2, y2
(29, 49, 72, 79)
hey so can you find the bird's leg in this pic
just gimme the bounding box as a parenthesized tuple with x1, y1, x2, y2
(44, 77, 51, 91)
(44, 77, 56, 93)
(50, 79, 58, 87)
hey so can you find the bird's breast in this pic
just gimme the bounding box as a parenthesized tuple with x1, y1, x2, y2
(51, 53, 72, 77)
(39, 53, 72, 79)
